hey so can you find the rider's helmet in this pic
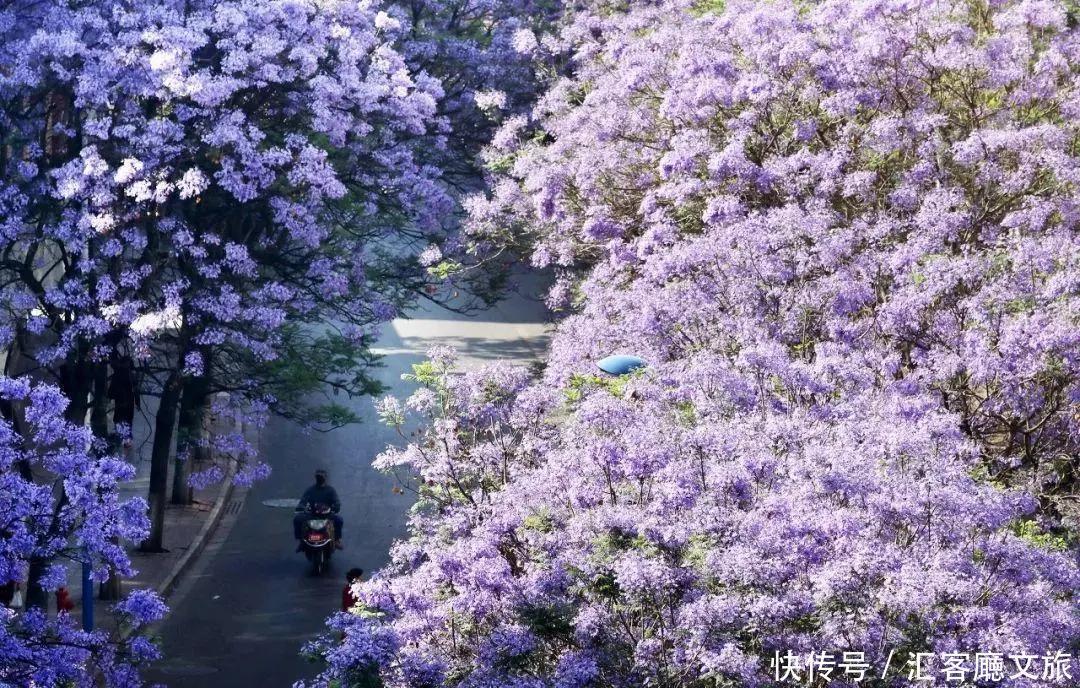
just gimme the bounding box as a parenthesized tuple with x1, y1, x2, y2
(315, 469, 328, 485)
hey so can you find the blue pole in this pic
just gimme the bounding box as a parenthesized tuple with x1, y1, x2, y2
(81, 558, 93, 632)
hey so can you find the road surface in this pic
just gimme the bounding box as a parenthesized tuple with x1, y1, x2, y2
(145, 281, 551, 686)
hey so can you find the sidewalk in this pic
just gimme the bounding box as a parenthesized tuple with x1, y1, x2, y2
(64, 400, 249, 634)
(95, 460, 235, 634)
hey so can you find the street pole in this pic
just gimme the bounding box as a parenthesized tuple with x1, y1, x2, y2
(82, 556, 93, 632)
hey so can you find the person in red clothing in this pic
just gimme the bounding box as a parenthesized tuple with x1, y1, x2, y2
(55, 586, 75, 614)
(342, 568, 363, 612)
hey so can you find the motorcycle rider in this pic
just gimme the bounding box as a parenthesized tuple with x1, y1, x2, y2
(294, 469, 343, 550)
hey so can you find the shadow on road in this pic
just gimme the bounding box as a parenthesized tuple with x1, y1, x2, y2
(145, 282, 552, 687)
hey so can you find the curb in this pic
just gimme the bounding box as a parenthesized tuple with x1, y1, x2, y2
(154, 457, 239, 602)
(117, 456, 239, 642)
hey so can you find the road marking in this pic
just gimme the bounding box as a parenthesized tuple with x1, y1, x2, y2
(262, 498, 300, 509)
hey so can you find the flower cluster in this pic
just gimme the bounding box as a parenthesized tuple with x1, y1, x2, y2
(0, 379, 164, 687)
(1, 0, 450, 367)
(0, 0, 455, 682)
(314, 1, 1080, 686)
(472, 0, 1080, 502)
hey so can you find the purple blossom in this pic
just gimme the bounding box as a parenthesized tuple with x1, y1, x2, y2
(115, 589, 168, 629)
(313, 0, 1080, 685)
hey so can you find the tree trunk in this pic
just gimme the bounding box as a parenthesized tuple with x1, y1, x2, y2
(20, 463, 64, 612)
(92, 363, 123, 601)
(140, 372, 181, 553)
(109, 352, 137, 459)
(105, 350, 138, 601)
(2, 343, 48, 611)
(28, 350, 92, 609)
(16, 449, 51, 611)
(24, 558, 49, 611)
(171, 377, 207, 505)
(97, 559, 123, 600)
(89, 363, 109, 439)
(60, 347, 93, 426)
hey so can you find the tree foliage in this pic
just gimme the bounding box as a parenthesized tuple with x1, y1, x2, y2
(315, 1, 1080, 686)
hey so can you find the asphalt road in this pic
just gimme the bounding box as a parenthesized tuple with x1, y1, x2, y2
(145, 281, 550, 687)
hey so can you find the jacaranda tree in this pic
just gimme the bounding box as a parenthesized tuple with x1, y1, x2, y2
(1, 0, 452, 682)
(1, 0, 448, 528)
(0, 378, 165, 686)
(310, 0, 1080, 686)
(392, 0, 556, 181)
(387, 0, 563, 308)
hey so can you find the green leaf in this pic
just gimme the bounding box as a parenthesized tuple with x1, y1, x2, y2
(426, 259, 463, 280)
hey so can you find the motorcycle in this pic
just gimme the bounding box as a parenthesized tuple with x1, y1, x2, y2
(297, 502, 336, 574)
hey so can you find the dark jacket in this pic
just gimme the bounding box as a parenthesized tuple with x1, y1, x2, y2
(298, 484, 341, 513)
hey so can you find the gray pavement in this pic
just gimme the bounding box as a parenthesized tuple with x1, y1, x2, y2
(144, 280, 551, 687)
